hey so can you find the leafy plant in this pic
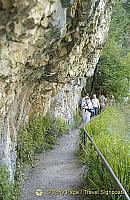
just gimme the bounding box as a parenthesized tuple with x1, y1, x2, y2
(73, 109, 82, 128)
(0, 165, 18, 200)
(54, 118, 69, 136)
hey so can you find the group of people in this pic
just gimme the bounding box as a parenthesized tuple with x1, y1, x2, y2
(82, 94, 115, 124)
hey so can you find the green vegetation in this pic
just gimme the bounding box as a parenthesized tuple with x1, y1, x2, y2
(85, 0, 130, 100)
(55, 118, 70, 136)
(80, 1, 130, 195)
(73, 109, 82, 128)
(0, 166, 13, 200)
(17, 115, 69, 165)
(80, 106, 130, 199)
(0, 115, 69, 200)
(0, 165, 20, 200)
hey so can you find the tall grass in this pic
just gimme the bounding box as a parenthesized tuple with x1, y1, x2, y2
(80, 106, 130, 199)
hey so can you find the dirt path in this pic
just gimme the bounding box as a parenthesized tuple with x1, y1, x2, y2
(18, 129, 86, 200)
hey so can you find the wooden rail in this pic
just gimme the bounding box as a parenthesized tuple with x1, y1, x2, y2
(83, 128, 130, 200)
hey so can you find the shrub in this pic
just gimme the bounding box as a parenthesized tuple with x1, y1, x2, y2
(17, 128, 35, 164)
(73, 109, 82, 128)
(55, 118, 69, 136)
(27, 116, 56, 153)
(0, 165, 18, 200)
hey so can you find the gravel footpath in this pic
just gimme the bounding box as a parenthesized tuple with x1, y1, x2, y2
(18, 129, 87, 200)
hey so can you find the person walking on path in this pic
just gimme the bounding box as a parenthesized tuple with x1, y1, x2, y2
(82, 95, 93, 124)
(82, 95, 94, 117)
(82, 108, 91, 124)
(109, 95, 115, 106)
(99, 94, 106, 112)
(92, 94, 100, 116)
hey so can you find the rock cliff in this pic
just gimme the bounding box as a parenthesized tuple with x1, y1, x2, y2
(0, 0, 114, 180)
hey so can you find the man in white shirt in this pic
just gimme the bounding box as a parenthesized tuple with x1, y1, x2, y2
(91, 94, 100, 116)
(82, 95, 94, 118)
(82, 96, 92, 124)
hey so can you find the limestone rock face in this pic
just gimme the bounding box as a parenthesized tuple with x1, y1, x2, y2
(0, 0, 114, 180)
(51, 78, 85, 126)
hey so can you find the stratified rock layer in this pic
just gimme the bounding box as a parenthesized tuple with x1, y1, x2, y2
(0, 0, 114, 180)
